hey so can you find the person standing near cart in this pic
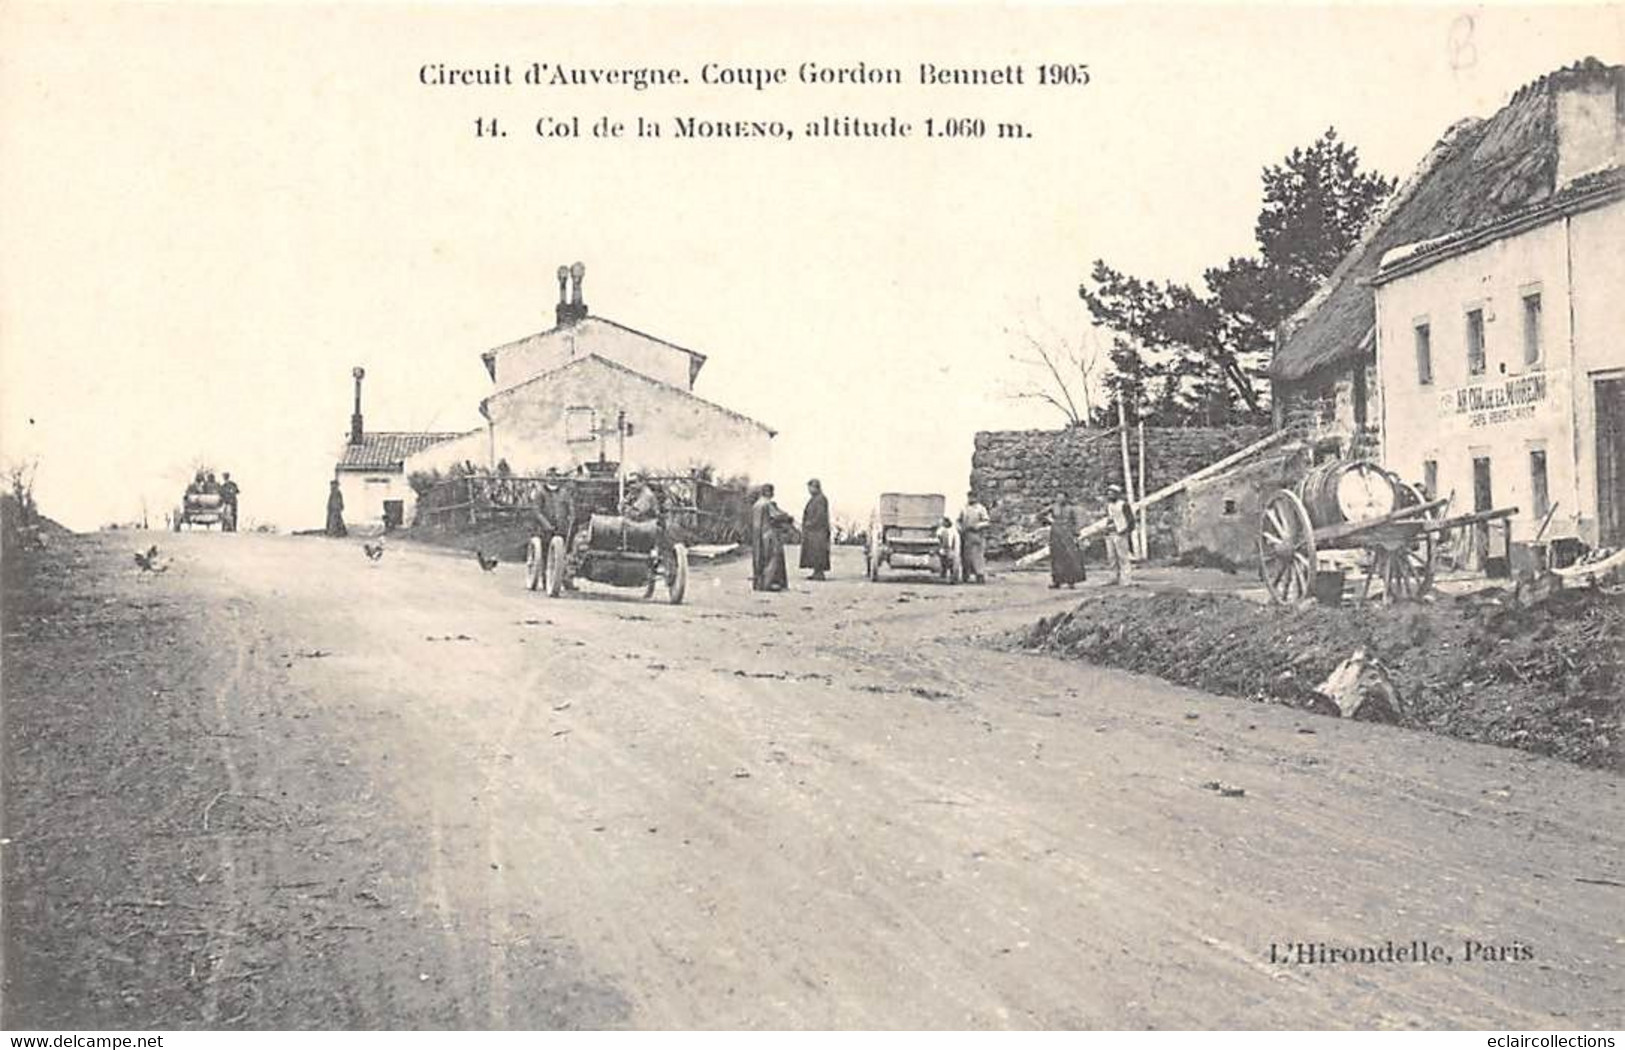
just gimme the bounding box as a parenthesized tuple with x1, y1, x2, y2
(1105, 483, 1136, 585)
(219, 472, 240, 532)
(957, 491, 990, 584)
(533, 468, 578, 586)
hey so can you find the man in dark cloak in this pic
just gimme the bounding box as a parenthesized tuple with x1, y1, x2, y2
(1046, 490, 1086, 589)
(750, 484, 791, 592)
(799, 478, 831, 580)
(325, 479, 347, 537)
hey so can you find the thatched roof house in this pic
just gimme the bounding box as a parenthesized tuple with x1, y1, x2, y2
(1271, 57, 1624, 440)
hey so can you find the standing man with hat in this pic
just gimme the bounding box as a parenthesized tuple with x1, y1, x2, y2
(219, 472, 241, 531)
(799, 479, 831, 581)
(1105, 483, 1136, 585)
(532, 467, 578, 586)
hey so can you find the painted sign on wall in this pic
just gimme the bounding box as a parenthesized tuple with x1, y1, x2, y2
(1437, 370, 1562, 429)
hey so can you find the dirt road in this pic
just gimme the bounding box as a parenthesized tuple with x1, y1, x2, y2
(4, 532, 1622, 1029)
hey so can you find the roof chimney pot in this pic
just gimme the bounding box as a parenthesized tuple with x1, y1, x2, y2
(349, 366, 366, 446)
(555, 260, 588, 327)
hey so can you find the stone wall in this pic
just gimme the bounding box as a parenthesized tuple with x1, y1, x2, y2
(970, 425, 1273, 557)
(1168, 445, 1313, 564)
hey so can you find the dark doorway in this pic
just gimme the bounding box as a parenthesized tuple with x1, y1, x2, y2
(1471, 455, 1493, 569)
(1598, 378, 1625, 546)
(383, 499, 404, 531)
(1472, 456, 1493, 512)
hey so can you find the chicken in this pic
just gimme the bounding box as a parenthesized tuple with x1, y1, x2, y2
(363, 540, 385, 562)
(475, 550, 500, 572)
(133, 544, 168, 574)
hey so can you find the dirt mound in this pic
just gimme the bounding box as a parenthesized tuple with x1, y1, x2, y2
(402, 519, 536, 563)
(1015, 586, 1623, 770)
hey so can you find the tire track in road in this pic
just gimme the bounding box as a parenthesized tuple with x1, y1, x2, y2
(200, 601, 251, 1027)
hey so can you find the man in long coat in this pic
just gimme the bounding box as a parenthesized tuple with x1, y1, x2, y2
(957, 491, 990, 584)
(750, 484, 791, 592)
(799, 479, 831, 580)
(1046, 490, 1086, 589)
(325, 479, 347, 537)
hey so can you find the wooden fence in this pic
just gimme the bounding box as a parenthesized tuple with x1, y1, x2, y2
(414, 473, 752, 545)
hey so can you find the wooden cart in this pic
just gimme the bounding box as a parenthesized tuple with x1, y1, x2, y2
(1258, 460, 1516, 603)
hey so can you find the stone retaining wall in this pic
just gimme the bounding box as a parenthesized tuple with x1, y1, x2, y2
(970, 425, 1274, 557)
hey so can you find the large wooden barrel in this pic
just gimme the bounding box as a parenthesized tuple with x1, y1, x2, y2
(1292, 461, 1398, 528)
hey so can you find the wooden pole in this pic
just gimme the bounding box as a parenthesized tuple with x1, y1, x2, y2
(1116, 397, 1134, 555)
(1136, 420, 1148, 559)
(1015, 428, 1296, 567)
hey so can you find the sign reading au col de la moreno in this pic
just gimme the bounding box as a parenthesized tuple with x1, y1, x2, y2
(1436, 369, 1565, 430)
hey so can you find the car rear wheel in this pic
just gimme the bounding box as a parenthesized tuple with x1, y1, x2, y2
(666, 544, 688, 605)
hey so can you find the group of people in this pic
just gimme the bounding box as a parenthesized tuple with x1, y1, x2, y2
(188, 469, 241, 531)
(512, 466, 1139, 593)
(1043, 483, 1137, 589)
(745, 481, 993, 592)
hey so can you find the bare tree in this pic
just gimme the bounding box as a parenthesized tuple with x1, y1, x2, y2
(1004, 322, 1102, 427)
(6, 458, 38, 526)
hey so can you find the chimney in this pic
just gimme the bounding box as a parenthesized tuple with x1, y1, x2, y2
(349, 366, 366, 446)
(1553, 58, 1625, 189)
(555, 260, 588, 327)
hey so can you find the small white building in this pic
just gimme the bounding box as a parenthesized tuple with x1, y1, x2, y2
(1373, 169, 1624, 548)
(336, 429, 462, 531)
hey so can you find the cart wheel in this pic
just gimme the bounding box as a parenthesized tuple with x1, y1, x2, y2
(1377, 547, 1414, 602)
(1392, 484, 1438, 599)
(666, 544, 688, 605)
(1258, 490, 1316, 603)
(525, 537, 543, 591)
(544, 535, 565, 597)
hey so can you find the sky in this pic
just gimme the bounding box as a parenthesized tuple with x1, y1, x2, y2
(1, 2, 1620, 531)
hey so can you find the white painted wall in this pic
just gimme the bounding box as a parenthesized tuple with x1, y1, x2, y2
(486, 357, 772, 482)
(1375, 198, 1624, 543)
(490, 317, 697, 393)
(403, 428, 491, 477)
(335, 470, 415, 533)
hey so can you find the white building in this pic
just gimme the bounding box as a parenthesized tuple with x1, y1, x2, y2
(335, 429, 463, 531)
(1373, 169, 1624, 548)
(1273, 58, 1625, 555)
(405, 262, 775, 482)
